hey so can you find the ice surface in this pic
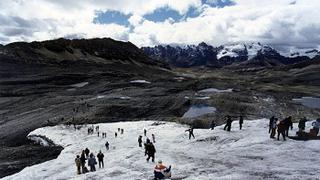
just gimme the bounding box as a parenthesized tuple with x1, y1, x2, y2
(4, 120, 320, 180)
(293, 97, 320, 109)
(182, 105, 217, 118)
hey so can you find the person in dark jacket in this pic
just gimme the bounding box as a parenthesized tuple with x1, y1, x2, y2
(115, 132, 118, 138)
(185, 127, 195, 139)
(97, 151, 104, 168)
(105, 141, 109, 150)
(88, 153, 97, 172)
(210, 120, 216, 130)
(138, 135, 143, 147)
(224, 116, 232, 131)
(80, 150, 86, 173)
(121, 129, 124, 134)
(75, 155, 81, 174)
(84, 148, 90, 158)
(277, 120, 286, 141)
(152, 134, 156, 143)
(145, 142, 156, 162)
(283, 116, 293, 136)
(269, 116, 275, 133)
(239, 116, 244, 130)
(298, 117, 307, 132)
(144, 129, 147, 136)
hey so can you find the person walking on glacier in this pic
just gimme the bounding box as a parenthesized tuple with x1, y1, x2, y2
(185, 126, 195, 139)
(88, 153, 97, 172)
(224, 116, 232, 131)
(239, 115, 244, 130)
(138, 135, 143, 147)
(75, 155, 81, 174)
(97, 151, 104, 168)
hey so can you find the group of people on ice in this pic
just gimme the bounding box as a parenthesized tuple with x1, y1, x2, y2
(269, 116, 320, 141)
(75, 148, 105, 174)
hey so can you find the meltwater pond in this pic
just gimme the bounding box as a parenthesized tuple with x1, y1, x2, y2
(182, 105, 216, 118)
(293, 97, 320, 109)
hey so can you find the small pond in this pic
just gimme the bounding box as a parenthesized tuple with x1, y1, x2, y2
(182, 105, 216, 118)
(292, 97, 320, 109)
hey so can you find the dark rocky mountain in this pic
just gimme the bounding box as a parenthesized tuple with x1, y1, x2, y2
(142, 42, 319, 68)
(0, 38, 167, 69)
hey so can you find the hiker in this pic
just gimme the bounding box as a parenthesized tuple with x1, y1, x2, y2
(97, 131, 99, 137)
(80, 150, 86, 173)
(105, 141, 109, 150)
(84, 148, 90, 158)
(239, 116, 244, 130)
(185, 127, 195, 139)
(145, 142, 156, 162)
(298, 117, 308, 132)
(118, 128, 121, 132)
(75, 155, 81, 174)
(152, 134, 156, 143)
(121, 129, 124, 134)
(97, 151, 104, 168)
(88, 153, 97, 172)
(210, 120, 216, 130)
(277, 119, 286, 141)
(138, 135, 143, 147)
(270, 118, 278, 139)
(311, 118, 320, 136)
(96, 126, 99, 132)
(115, 132, 118, 138)
(269, 116, 275, 133)
(144, 129, 147, 136)
(224, 116, 232, 131)
(154, 160, 172, 179)
(283, 116, 293, 136)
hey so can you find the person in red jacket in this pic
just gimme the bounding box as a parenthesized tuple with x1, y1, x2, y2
(154, 160, 171, 179)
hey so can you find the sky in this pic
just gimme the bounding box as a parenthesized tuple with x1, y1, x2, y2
(0, 0, 319, 51)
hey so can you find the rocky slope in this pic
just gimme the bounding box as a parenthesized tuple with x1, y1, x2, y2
(142, 42, 319, 68)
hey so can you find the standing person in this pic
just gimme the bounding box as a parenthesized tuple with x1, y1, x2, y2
(144, 129, 147, 136)
(277, 119, 286, 141)
(210, 120, 216, 130)
(284, 116, 293, 137)
(75, 155, 81, 175)
(224, 116, 232, 131)
(298, 117, 308, 132)
(80, 150, 86, 173)
(239, 116, 244, 130)
(152, 134, 156, 143)
(118, 128, 121, 132)
(269, 116, 275, 133)
(311, 118, 320, 136)
(97, 151, 104, 168)
(97, 131, 99, 137)
(95, 126, 99, 132)
(145, 142, 156, 162)
(115, 132, 118, 138)
(121, 129, 124, 134)
(270, 118, 278, 139)
(138, 135, 143, 147)
(88, 153, 97, 172)
(185, 127, 195, 139)
(84, 148, 90, 158)
(105, 141, 109, 150)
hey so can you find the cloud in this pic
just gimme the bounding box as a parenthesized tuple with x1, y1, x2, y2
(0, 0, 319, 52)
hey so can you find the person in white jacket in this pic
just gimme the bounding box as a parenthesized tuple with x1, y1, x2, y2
(312, 118, 320, 136)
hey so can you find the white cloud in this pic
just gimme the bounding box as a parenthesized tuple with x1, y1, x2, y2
(0, 0, 319, 52)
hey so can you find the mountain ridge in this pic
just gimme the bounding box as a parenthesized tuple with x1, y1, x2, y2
(142, 42, 320, 68)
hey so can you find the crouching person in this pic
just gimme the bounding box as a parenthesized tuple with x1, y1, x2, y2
(154, 160, 171, 179)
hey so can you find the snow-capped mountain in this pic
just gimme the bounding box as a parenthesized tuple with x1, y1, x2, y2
(142, 42, 319, 68)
